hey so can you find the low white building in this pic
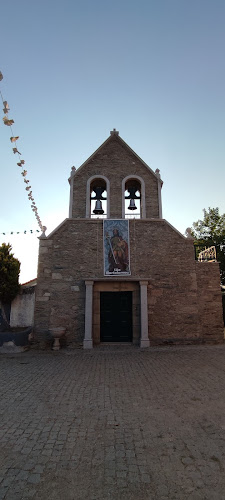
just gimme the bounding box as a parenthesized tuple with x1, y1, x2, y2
(10, 279, 37, 328)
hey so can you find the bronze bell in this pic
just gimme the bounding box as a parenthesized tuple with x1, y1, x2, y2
(128, 198, 137, 210)
(91, 186, 106, 215)
(93, 199, 104, 214)
(126, 186, 139, 210)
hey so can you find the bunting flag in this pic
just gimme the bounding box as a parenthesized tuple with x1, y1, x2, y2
(0, 71, 45, 234)
(1, 229, 40, 235)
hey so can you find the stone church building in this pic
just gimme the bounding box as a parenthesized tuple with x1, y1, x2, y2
(34, 130, 224, 348)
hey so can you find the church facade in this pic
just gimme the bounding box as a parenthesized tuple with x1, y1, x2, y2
(34, 130, 224, 347)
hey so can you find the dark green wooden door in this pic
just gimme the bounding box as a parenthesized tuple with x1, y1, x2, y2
(100, 292, 132, 342)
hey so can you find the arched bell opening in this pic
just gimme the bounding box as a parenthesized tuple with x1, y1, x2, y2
(122, 175, 146, 219)
(90, 178, 107, 218)
(124, 179, 141, 219)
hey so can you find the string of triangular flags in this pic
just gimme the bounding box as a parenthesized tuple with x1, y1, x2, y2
(1, 229, 41, 235)
(0, 71, 46, 234)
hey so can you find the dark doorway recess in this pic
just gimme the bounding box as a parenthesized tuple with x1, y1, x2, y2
(100, 291, 132, 342)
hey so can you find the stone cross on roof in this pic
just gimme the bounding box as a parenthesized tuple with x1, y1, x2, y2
(110, 128, 119, 136)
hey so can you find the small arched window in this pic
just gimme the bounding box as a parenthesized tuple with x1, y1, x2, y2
(86, 176, 110, 218)
(122, 176, 145, 219)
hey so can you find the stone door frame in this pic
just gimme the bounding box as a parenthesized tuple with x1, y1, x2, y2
(83, 279, 149, 348)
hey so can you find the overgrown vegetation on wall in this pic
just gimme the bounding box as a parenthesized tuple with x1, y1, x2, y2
(191, 207, 225, 285)
(0, 243, 20, 328)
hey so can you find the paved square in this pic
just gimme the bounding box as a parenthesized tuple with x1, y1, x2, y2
(1, 345, 225, 499)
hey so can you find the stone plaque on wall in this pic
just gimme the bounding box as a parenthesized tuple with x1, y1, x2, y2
(103, 220, 131, 276)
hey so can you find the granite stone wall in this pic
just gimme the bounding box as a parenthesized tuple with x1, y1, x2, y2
(196, 263, 224, 343)
(34, 218, 224, 346)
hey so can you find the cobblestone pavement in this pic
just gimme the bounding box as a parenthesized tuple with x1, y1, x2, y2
(1, 345, 225, 499)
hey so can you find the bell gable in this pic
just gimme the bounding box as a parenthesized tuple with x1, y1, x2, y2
(69, 130, 163, 219)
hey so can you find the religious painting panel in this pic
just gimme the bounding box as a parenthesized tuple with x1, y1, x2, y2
(103, 219, 131, 276)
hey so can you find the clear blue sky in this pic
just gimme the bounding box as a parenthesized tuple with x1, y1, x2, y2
(1, 0, 225, 283)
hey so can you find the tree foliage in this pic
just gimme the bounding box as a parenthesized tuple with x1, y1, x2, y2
(0, 243, 20, 303)
(191, 207, 225, 285)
